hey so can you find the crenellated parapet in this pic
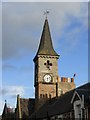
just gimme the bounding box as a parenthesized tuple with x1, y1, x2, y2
(61, 77, 74, 83)
(56, 76, 76, 96)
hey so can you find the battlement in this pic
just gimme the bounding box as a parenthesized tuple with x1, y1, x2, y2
(57, 77, 74, 83)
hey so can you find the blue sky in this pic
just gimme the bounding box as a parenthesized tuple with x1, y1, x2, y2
(0, 2, 88, 115)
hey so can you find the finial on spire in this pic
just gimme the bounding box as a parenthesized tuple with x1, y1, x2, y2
(44, 10, 49, 19)
(5, 100, 7, 103)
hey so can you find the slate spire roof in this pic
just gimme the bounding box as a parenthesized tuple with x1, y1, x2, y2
(2, 100, 8, 117)
(34, 18, 59, 60)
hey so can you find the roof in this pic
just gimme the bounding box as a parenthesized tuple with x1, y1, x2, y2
(30, 90, 74, 119)
(76, 89, 90, 100)
(30, 82, 90, 119)
(19, 98, 35, 118)
(76, 82, 90, 90)
(2, 100, 14, 119)
(71, 89, 90, 103)
(20, 98, 35, 118)
(15, 95, 35, 119)
(2, 101, 8, 118)
(34, 19, 59, 60)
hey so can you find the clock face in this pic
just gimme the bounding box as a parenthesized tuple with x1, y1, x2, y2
(43, 74, 52, 83)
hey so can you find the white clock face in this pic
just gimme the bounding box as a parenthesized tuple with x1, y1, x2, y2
(44, 74, 52, 83)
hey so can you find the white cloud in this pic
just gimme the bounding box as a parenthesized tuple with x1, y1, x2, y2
(2, 0, 89, 2)
(2, 2, 87, 60)
(61, 21, 87, 52)
(1, 86, 25, 97)
(0, 86, 34, 115)
(2, 64, 17, 70)
(0, 99, 4, 115)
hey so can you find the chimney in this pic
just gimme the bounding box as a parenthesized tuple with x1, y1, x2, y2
(17, 94, 22, 119)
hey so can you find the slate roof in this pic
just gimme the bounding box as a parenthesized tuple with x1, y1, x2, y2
(30, 82, 90, 119)
(76, 82, 90, 103)
(19, 98, 35, 118)
(2, 101, 8, 118)
(76, 82, 90, 90)
(2, 101, 15, 119)
(30, 90, 75, 119)
(34, 19, 59, 61)
(76, 89, 90, 100)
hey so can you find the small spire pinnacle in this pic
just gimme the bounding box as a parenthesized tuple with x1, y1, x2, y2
(33, 14, 59, 61)
(5, 100, 7, 103)
(44, 10, 49, 19)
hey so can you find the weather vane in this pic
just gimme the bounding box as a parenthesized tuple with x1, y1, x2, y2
(44, 10, 50, 19)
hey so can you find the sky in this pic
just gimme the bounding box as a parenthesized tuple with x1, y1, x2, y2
(0, 1, 88, 115)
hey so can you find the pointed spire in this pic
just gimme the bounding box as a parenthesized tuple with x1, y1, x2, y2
(2, 100, 8, 118)
(5, 100, 7, 104)
(34, 19, 59, 60)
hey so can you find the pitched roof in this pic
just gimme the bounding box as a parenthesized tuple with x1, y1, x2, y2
(30, 90, 74, 119)
(20, 98, 35, 117)
(2, 101, 8, 118)
(2, 100, 14, 119)
(16, 96, 35, 118)
(76, 82, 90, 90)
(76, 89, 90, 106)
(34, 19, 59, 60)
(30, 82, 90, 119)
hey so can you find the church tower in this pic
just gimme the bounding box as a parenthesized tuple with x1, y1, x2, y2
(33, 18, 59, 109)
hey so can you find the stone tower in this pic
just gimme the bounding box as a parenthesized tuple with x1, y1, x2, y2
(33, 18, 59, 109)
(33, 18, 75, 110)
